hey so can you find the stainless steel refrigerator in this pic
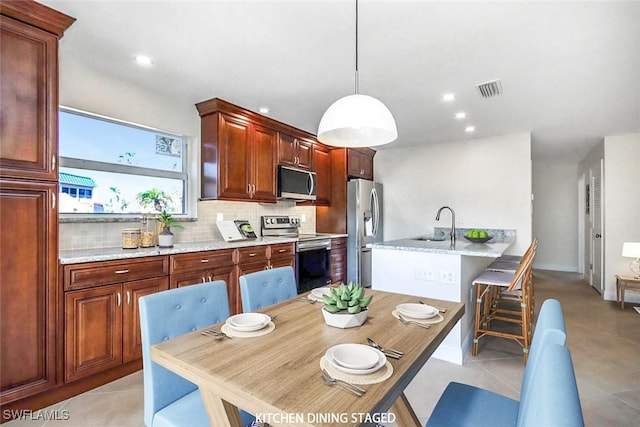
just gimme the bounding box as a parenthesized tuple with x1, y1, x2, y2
(347, 179, 383, 288)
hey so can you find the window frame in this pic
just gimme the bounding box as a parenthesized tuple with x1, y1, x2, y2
(58, 107, 190, 219)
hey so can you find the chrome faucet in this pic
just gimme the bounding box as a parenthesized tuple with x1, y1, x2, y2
(435, 206, 456, 246)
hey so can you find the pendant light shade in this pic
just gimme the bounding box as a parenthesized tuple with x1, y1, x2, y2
(317, 94, 397, 148)
(317, 0, 397, 148)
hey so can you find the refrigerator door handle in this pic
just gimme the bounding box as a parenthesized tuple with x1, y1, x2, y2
(371, 187, 380, 237)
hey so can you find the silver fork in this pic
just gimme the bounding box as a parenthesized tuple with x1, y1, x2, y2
(398, 314, 431, 329)
(298, 297, 317, 304)
(321, 368, 366, 396)
(203, 329, 233, 339)
(201, 330, 224, 341)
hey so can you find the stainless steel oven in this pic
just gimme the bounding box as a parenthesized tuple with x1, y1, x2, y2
(261, 216, 332, 294)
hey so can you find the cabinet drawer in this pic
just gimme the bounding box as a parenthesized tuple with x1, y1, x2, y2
(170, 249, 235, 274)
(237, 245, 269, 264)
(63, 256, 169, 290)
(269, 243, 295, 259)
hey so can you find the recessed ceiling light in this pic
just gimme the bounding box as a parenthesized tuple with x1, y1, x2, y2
(455, 112, 466, 120)
(259, 107, 270, 114)
(442, 93, 455, 102)
(135, 55, 153, 66)
(465, 126, 475, 132)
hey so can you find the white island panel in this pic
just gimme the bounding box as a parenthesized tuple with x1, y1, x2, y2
(371, 239, 512, 364)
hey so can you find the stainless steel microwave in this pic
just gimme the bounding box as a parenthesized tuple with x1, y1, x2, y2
(277, 165, 316, 201)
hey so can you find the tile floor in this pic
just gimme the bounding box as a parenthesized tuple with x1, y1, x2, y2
(5, 270, 639, 426)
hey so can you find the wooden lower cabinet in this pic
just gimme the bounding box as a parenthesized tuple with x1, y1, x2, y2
(64, 284, 122, 383)
(64, 275, 167, 382)
(330, 237, 347, 284)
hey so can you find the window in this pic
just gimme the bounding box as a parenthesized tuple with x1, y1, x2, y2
(59, 109, 187, 215)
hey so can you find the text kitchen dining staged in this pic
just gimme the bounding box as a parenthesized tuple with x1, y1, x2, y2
(151, 289, 464, 427)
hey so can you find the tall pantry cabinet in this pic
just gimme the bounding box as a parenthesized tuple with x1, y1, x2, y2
(0, 0, 74, 407)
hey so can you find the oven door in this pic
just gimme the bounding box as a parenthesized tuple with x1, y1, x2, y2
(296, 240, 331, 294)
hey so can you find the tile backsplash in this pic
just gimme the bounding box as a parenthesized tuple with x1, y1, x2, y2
(59, 200, 316, 251)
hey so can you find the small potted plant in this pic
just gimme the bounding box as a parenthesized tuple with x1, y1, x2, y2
(155, 210, 184, 248)
(322, 282, 373, 328)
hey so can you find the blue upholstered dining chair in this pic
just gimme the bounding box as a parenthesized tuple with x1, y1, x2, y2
(425, 298, 576, 427)
(139, 281, 256, 427)
(239, 266, 298, 312)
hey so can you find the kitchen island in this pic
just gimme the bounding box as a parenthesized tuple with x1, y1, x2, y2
(371, 230, 516, 364)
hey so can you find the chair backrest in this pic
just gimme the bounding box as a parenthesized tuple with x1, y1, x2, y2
(517, 344, 584, 427)
(520, 299, 567, 403)
(139, 281, 231, 427)
(239, 266, 297, 312)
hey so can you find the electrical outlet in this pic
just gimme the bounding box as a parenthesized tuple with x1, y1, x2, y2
(439, 270, 455, 284)
(216, 212, 224, 222)
(415, 268, 435, 281)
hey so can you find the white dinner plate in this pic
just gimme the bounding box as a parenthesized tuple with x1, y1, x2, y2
(325, 344, 386, 375)
(311, 287, 332, 299)
(226, 313, 271, 332)
(396, 303, 438, 319)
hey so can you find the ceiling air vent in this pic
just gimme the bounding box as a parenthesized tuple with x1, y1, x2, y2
(476, 79, 503, 98)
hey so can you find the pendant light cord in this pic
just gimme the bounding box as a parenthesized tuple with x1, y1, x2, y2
(355, 0, 359, 94)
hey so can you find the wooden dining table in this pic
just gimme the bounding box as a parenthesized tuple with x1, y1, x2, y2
(151, 289, 464, 427)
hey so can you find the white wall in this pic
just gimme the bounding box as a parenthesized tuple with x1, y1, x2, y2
(374, 133, 532, 255)
(603, 133, 640, 302)
(532, 160, 579, 271)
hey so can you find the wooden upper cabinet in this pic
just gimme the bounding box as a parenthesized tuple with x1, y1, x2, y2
(347, 148, 375, 180)
(313, 143, 331, 206)
(197, 100, 277, 202)
(0, 15, 57, 180)
(251, 124, 277, 202)
(216, 113, 253, 200)
(278, 132, 313, 170)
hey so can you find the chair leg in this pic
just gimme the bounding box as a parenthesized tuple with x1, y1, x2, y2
(472, 284, 486, 356)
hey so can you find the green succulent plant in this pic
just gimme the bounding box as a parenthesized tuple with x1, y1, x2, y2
(322, 282, 373, 314)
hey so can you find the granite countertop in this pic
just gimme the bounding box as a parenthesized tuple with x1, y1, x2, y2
(370, 234, 516, 258)
(59, 234, 349, 264)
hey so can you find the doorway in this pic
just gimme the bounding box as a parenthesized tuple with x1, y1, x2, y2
(589, 159, 604, 294)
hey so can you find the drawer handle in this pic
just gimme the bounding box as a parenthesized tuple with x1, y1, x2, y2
(249, 253, 257, 257)
(114, 269, 130, 274)
(278, 249, 286, 253)
(200, 259, 210, 263)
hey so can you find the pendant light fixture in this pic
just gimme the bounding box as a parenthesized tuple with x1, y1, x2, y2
(317, 0, 397, 148)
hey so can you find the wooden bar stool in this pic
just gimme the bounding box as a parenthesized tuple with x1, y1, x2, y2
(472, 247, 536, 363)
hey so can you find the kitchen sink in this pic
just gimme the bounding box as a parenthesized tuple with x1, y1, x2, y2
(414, 235, 446, 242)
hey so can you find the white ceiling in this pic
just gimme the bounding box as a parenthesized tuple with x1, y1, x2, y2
(42, 0, 640, 162)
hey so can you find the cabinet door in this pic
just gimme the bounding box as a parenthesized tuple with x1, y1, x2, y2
(122, 277, 168, 363)
(277, 132, 297, 167)
(251, 124, 277, 202)
(217, 113, 252, 200)
(270, 256, 295, 270)
(170, 271, 208, 288)
(209, 265, 237, 315)
(65, 284, 122, 382)
(0, 16, 58, 181)
(347, 149, 374, 180)
(0, 180, 57, 402)
(313, 144, 331, 206)
(296, 138, 314, 170)
(237, 261, 269, 313)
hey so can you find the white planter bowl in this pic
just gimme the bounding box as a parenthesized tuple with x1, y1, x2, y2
(322, 308, 368, 329)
